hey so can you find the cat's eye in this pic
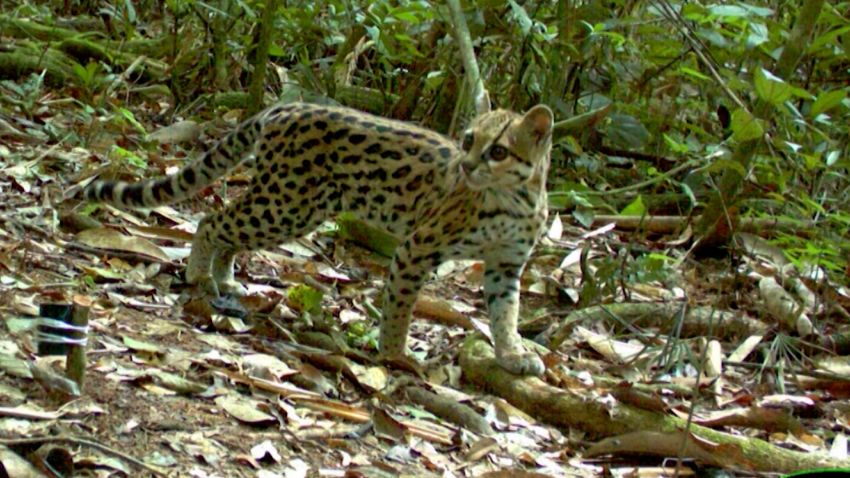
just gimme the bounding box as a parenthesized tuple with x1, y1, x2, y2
(462, 132, 474, 151)
(487, 145, 509, 161)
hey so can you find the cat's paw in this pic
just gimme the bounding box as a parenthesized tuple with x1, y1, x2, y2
(188, 276, 220, 297)
(218, 279, 248, 297)
(496, 350, 545, 376)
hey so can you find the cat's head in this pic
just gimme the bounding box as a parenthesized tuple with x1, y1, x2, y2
(459, 105, 554, 190)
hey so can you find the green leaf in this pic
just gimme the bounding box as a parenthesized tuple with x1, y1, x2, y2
(572, 207, 594, 228)
(507, 0, 533, 36)
(605, 114, 650, 149)
(730, 108, 764, 142)
(267, 44, 286, 57)
(709, 5, 748, 17)
(746, 22, 768, 48)
(754, 68, 791, 105)
(288, 285, 323, 314)
(117, 107, 146, 134)
(680, 182, 696, 208)
(809, 25, 850, 52)
(705, 158, 747, 177)
(740, 4, 773, 17)
(678, 66, 710, 81)
(663, 133, 690, 154)
(620, 195, 646, 216)
(811, 89, 847, 117)
(110, 145, 147, 168)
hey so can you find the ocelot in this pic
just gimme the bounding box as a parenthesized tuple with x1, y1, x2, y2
(84, 101, 553, 375)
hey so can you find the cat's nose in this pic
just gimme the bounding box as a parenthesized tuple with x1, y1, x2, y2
(461, 159, 476, 172)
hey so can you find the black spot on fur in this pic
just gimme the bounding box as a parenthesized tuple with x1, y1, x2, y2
(302, 138, 320, 149)
(182, 168, 196, 185)
(348, 134, 367, 145)
(369, 169, 387, 181)
(392, 165, 412, 179)
(405, 176, 422, 192)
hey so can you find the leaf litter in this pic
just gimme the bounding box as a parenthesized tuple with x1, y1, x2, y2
(0, 78, 849, 478)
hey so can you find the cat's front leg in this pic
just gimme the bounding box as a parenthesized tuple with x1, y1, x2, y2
(483, 257, 545, 376)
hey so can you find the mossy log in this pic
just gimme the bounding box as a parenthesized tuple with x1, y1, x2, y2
(0, 15, 169, 56)
(0, 15, 167, 81)
(460, 337, 850, 473)
(336, 85, 400, 115)
(0, 42, 77, 85)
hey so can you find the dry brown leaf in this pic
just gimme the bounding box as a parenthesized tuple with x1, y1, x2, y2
(75, 228, 170, 263)
(215, 395, 277, 425)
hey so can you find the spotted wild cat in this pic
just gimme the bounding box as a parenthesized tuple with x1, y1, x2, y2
(84, 102, 553, 375)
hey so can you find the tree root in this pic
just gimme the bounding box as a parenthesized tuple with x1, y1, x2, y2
(460, 337, 847, 473)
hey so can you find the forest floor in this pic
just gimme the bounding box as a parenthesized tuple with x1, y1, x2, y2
(2, 76, 850, 478)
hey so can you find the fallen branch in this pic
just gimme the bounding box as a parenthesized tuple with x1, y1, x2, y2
(546, 302, 768, 350)
(0, 435, 167, 477)
(589, 215, 815, 237)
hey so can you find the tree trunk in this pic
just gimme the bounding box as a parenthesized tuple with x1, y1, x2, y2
(247, 0, 278, 115)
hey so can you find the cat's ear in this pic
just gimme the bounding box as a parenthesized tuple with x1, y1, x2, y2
(521, 105, 553, 144)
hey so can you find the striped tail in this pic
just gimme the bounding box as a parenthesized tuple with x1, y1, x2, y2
(84, 116, 263, 208)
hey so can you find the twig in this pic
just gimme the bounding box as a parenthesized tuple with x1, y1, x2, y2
(549, 158, 702, 197)
(597, 145, 676, 168)
(725, 360, 850, 383)
(405, 386, 494, 436)
(0, 435, 167, 477)
(552, 104, 611, 140)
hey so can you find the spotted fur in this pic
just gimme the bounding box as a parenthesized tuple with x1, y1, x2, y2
(84, 102, 553, 375)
